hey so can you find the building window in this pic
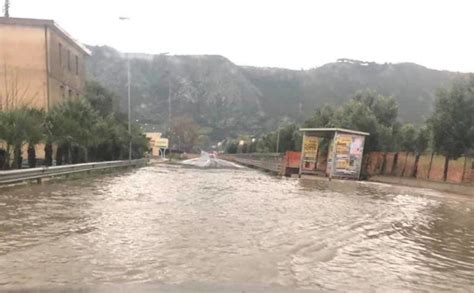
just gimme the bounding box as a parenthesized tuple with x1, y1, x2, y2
(75, 55, 79, 75)
(67, 50, 71, 71)
(60, 85, 65, 99)
(58, 43, 62, 66)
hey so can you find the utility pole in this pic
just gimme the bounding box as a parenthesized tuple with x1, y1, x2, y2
(276, 128, 280, 153)
(168, 74, 171, 131)
(4, 0, 10, 17)
(127, 57, 132, 161)
(119, 16, 132, 161)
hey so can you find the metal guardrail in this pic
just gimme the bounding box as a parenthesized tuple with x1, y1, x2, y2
(221, 153, 284, 175)
(0, 159, 148, 185)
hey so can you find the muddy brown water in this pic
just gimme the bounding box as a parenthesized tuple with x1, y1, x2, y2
(0, 164, 473, 291)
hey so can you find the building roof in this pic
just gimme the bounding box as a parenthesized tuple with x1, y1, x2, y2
(0, 17, 90, 55)
(299, 127, 370, 136)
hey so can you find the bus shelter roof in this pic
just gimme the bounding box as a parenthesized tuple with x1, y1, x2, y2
(299, 128, 370, 138)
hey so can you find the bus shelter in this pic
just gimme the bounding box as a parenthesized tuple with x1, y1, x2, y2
(299, 128, 369, 180)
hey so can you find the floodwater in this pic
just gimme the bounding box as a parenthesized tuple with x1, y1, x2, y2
(0, 164, 473, 291)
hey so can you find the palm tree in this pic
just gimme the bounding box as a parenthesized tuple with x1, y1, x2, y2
(48, 97, 100, 164)
(23, 108, 46, 168)
(0, 108, 32, 169)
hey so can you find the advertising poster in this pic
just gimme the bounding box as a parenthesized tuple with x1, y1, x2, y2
(331, 133, 365, 178)
(302, 135, 319, 170)
(334, 134, 351, 174)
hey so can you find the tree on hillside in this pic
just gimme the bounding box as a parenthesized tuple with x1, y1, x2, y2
(169, 116, 200, 152)
(428, 76, 474, 159)
(303, 105, 335, 128)
(85, 80, 119, 117)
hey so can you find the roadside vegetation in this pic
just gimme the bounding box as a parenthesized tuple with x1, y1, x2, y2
(0, 81, 149, 169)
(225, 75, 474, 160)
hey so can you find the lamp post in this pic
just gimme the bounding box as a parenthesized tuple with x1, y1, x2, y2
(248, 138, 256, 153)
(276, 128, 280, 153)
(119, 16, 132, 161)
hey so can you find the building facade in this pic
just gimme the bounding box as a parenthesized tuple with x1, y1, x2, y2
(0, 17, 89, 111)
(146, 132, 169, 157)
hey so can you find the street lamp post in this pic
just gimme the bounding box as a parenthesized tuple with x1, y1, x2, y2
(276, 128, 280, 153)
(119, 16, 132, 161)
(248, 138, 256, 153)
(127, 57, 132, 161)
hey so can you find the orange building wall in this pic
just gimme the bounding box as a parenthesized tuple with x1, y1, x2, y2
(0, 24, 47, 109)
(47, 28, 86, 106)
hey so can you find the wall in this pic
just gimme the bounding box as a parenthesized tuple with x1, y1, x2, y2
(403, 153, 417, 177)
(47, 27, 87, 107)
(383, 152, 396, 175)
(367, 151, 473, 185)
(0, 24, 47, 109)
(446, 156, 468, 183)
(416, 153, 432, 180)
(367, 152, 384, 175)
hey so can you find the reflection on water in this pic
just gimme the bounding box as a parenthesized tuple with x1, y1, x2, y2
(0, 164, 473, 291)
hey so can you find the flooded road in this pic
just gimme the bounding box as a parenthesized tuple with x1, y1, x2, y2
(0, 164, 473, 291)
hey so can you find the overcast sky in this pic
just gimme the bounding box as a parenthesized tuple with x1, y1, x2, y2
(11, 0, 474, 72)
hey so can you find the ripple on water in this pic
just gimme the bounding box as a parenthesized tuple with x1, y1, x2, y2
(0, 164, 473, 291)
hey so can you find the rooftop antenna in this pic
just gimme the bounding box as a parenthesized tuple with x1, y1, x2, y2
(3, 0, 9, 17)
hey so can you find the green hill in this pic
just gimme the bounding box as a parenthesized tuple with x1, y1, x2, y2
(86, 46, 463, 140)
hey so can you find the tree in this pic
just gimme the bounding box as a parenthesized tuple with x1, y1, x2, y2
(0, 108, 26, 168)
(85, 80, 119, 117)
(225, 141, 238, 154)
(428, 76, 474, 159)
(303, 105, 335, 128)
(399, 123, 417, 152)
(169, 116, 199, 152)
(330, 99, 380, 151)
(302, 90, 401, 152)
(24, 108, 45, 167)
(415, 125, 429, 154)
(276, 123, 300, 153)
(48, 97, 100, 164)
(91, 115, 129, 161)
(428, 76, 474, 181)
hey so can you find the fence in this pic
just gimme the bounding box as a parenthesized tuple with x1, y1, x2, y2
(366, 152, 473, 184)
(220, 153, 285, 175)
(0, 159, 148, 185)
(223, 151, 473, 185)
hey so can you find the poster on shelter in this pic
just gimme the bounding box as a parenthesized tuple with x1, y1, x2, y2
(331, 133, 365, 178)
(350, 137, 363, 156)
(302, 135, 319, 170)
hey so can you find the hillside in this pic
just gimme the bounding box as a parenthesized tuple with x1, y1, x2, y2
(86, 46, 463, 139)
